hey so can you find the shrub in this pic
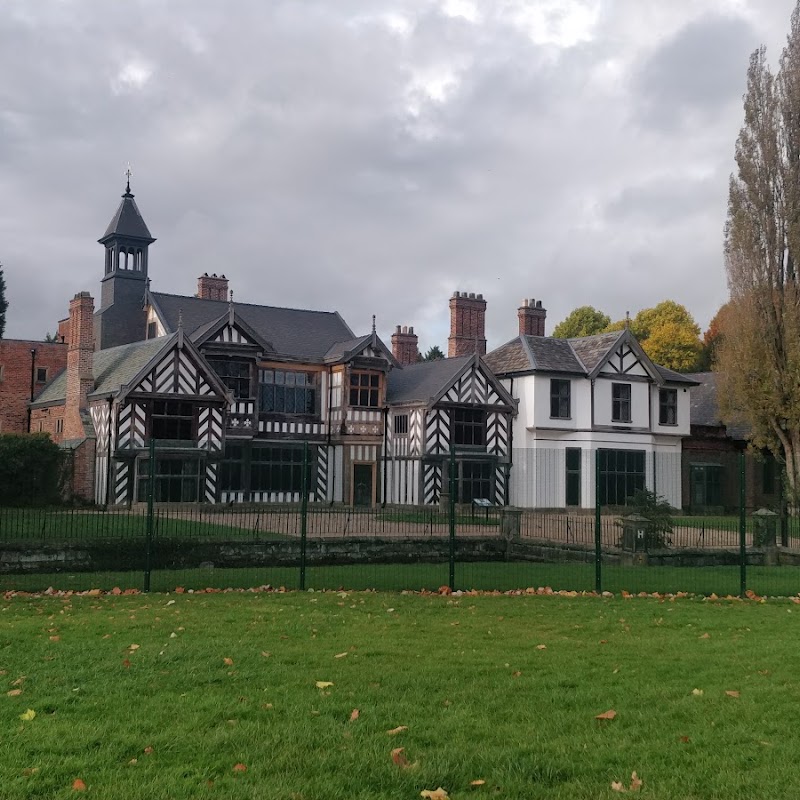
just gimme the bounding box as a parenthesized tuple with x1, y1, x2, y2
(619, 488, 674, 549)
(0, 434, 68, 507)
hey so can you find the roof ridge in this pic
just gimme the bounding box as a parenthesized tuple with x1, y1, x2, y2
(151, 291, 341, 316)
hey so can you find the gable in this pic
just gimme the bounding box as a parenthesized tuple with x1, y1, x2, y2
(209, 323, 254, 346)
(133, 346, 218, 396)
(437, 359, 513, 408)
(596, 340, 651, 379)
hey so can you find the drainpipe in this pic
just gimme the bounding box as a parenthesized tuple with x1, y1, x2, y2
(27, 348, 36, 432)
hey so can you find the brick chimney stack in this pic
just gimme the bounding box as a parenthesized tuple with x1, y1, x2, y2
(64, 292, 95, 441)
(448, 291, 486, 358)
(391, 325, 419, 366)
(518, 298, 547, 337)
(197, 273, 229, 301)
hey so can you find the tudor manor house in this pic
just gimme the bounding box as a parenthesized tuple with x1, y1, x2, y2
(17, 183, 694, 510)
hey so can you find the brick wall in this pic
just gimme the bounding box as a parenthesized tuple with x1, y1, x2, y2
(518, 298, 547, 337)
(448, 291, 486, 358)
(0, 340, 68, 433)
(30, 406, 66, 444)
(391, 325, 419, 366)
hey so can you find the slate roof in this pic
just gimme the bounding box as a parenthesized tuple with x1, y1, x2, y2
(567, 331, 623, 373)
(387, 356, 472, 404)
(324, 335, 372, 362)
(31, 337, 171, 406)
(100, 190, 155, 242)
(685, 371, 749, 440)
(485, 331, 697, 385)
(150, 293, 355, 362)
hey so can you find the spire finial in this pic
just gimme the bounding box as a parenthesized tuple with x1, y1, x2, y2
(624, 310, 630, 330)
(124, 163, 133, 196)
(228, 289, 235, 326)
(372, 314, 376, 334)
(178, 308, 183, 330)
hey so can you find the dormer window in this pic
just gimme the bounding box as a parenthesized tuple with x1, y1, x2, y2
(350, 371, 380, 408)
(612, 383, 631, 423)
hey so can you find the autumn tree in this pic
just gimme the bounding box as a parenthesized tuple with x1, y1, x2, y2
(696, 303, 732, 371)
(0, 264, 7, 339)
(717, 14, 800, 504)
(552, 306, 610, 338)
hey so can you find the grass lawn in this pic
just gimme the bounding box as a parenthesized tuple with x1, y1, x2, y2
(4, 561, 800, 597)
(2, 592, 800, 799)
(0, 508, 293, 543)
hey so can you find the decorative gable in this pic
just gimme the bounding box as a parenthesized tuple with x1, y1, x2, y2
(597, 340, 650, 379)
(210, 324, 253, 345)
(134, 347, 217, 396)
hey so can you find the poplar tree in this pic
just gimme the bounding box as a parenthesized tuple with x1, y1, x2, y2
(718, 5, 800, 504)
(0, 264, 7, 339)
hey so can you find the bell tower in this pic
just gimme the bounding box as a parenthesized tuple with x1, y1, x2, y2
(94, 171, 156, 350)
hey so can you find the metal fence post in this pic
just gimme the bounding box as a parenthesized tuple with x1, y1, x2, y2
(739, 452, 747, 597)
(144, 437, 155, 592)
(300, 441, 309, 591)
(594, 450, 602, 594)
(449, 447, 456, 591)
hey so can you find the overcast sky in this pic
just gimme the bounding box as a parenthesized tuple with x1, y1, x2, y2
(2, 0, 797, 352)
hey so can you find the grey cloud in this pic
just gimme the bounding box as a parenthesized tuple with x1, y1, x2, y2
(634, 14, 757, 131)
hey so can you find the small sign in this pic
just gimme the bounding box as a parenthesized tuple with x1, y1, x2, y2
(472, 498, 493, 508)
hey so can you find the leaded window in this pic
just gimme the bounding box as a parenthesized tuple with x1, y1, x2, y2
(151, 400, 195, 441)
(259, 369, 317, 415)
(137, 457, 201, 502)
(207, 359, 251, 399)
(452, 408, 486, 447)
(349, 371, 380, 408)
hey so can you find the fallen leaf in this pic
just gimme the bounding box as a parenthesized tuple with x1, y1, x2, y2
(49, 635, 60, 642)
(691, 688, 704, 696)
(387, 725, 408, 735)
(611, 781, 625, 792)
(536, 644, 547, 650)
(725, 690, 740, 698)
(679, 736, 690, 743)
(700, 633, 711, 639)
(349, 709, 360, 722)
(420, 788, 449, 799)
(223, 657, 234, 666)
(334, 652, 348, 659)
(128, 758, 138, 765)
(12, 677, 25, 686)
(72, 779, 87, 791)
(630, 772, 643, 791)
(7, 689, 22, 697)
(22, 768, 39, 776)
(143, 746, 154, 755)
(512, 671, 522, 678)
(122, 659, 131, 669)
(595, 709, 617, 721)
(315, 681, 334, 689)
(128, 644, 140, 651)
(19, 709, 36, 721)
(261, 651, 271, 658)
(391, 747, 411, 767)
(470, 779, 486, 786)
(233, 763, 247, 773)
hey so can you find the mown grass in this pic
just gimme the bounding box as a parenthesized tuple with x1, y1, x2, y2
(2, 592, 800, 799)
(3, 561, 800, 599)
